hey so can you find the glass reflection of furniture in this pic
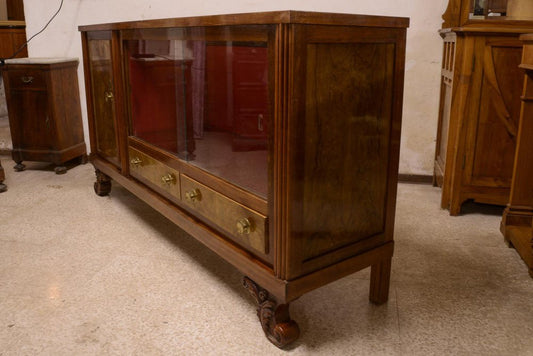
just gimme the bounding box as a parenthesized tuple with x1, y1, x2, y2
(501, 33, 533, 278)
(435, 0, 533, 215)
(79, 11, 408, 347)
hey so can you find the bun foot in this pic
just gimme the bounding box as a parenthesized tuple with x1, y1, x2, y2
(54, 166, 67, 175)
(242, 277, 300, 348)
(14, 163, 25, 172)
(94, 169, 112, 196)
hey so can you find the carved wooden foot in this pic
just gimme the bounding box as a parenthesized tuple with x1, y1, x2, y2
(94, 169, 112, 196)
(242, 277, 300, 348)
(14, 162, 25, 172)
(54, 166, 67, 175)
(0, 183, 6, 193)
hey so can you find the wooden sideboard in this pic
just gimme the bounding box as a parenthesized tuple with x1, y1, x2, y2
(79, 11, 408, 347)
(435, 0, 533, 215)
(2, 58, 87, 173)
(501, 33, 533, 277)
(0, 21, 27, 59)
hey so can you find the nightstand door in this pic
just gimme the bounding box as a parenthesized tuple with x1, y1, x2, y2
(7, 78, 54, 154)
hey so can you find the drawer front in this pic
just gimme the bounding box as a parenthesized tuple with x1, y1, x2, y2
(7, 69, 47, 90)
(180, 174, 267, 254)
(128, 147, 180, 200)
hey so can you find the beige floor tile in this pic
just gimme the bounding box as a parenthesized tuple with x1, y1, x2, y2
(1, 156, 532, 355)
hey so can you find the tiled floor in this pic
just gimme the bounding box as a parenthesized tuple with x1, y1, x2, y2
(1, 156, 532, 355)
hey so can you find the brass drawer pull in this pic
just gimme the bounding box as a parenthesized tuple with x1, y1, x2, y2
(21, 76, 34, 84)
(130, 157, 142, 166)
(185, 188, 201, 202)
(161, 173, 176, 185)
(237, 217, 254, 235)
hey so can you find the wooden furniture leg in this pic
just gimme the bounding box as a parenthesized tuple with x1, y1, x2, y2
(242, 277, 300, 348)
(369, 257, 392, 304)
(0, 160, 6, 192)
(94, 169, 112, 196)
(13, 161, 25, 172)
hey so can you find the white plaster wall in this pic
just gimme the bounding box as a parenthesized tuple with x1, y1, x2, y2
(21, 0, 448, 175)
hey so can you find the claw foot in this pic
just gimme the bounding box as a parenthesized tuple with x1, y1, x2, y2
(242, 277, 300, 348)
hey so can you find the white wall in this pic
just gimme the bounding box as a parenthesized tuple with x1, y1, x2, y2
(22, 0, 448, 175)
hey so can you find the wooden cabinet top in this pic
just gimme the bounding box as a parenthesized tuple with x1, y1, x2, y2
(78, 10, 409, 31)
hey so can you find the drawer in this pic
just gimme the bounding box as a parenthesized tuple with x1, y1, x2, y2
(6, 69, 47, 90)
(128, 147, 180, 200)
(180, 174, 268, 255)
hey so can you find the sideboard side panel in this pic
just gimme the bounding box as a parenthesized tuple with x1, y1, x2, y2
(286, 25, 403, 279)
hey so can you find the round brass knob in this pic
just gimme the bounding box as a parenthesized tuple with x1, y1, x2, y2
(236, 218, 253, 235)
(185, 188, 201, 202)
(130, 157, 142, 166)
(161, 173, 176, 185)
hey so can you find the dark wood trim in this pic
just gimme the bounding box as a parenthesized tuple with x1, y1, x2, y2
(398, 173, 433, 184)
(79, 10, 409, 32)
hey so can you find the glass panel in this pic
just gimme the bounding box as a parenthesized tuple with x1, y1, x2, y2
(470, 0, 533, 19)
(124, 26, 272, 198)
(87, 35, 119, 166)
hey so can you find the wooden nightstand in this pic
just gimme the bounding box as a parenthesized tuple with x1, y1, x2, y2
(2, 58, 87, 174)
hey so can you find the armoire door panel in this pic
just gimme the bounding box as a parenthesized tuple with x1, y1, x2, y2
(469, 42, 523, 186)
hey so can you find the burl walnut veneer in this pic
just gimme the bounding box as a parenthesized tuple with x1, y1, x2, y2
(79, 11, 409, 347)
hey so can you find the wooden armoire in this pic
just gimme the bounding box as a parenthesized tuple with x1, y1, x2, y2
(434, 0, 533, 215)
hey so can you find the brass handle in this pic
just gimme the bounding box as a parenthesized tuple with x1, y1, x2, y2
(236, 218, 254, 235)
(185, 188, 201, 202)
(257, 114, 264, 132)
(104, 90, 114, 102)
(130, 157, 142, 166)
(161, 173, 176, 185)
(21, 76, 34, 84)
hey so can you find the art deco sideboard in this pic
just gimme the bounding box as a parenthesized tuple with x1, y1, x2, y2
(434, 0, 533, 215)
(501, 33, 533, 278)
(79, 11, 408, 347)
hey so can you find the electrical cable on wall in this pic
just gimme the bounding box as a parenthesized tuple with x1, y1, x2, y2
(0, 0, 64, 66)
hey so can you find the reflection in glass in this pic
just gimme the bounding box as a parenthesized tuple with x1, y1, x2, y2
(124, 28, 270, 198)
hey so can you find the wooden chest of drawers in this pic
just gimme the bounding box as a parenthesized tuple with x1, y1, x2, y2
(79, 11, 408, 347)
(2, 58, 87, 173)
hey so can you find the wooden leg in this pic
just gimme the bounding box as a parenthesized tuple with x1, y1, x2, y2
(94, 169, 112, 196)
(0, 161, 5, 192)
(54, 166, 67, 175)
(242, 277, 300, 348)
(14, 162, 25, 172)
(369, 258, 392, 305)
